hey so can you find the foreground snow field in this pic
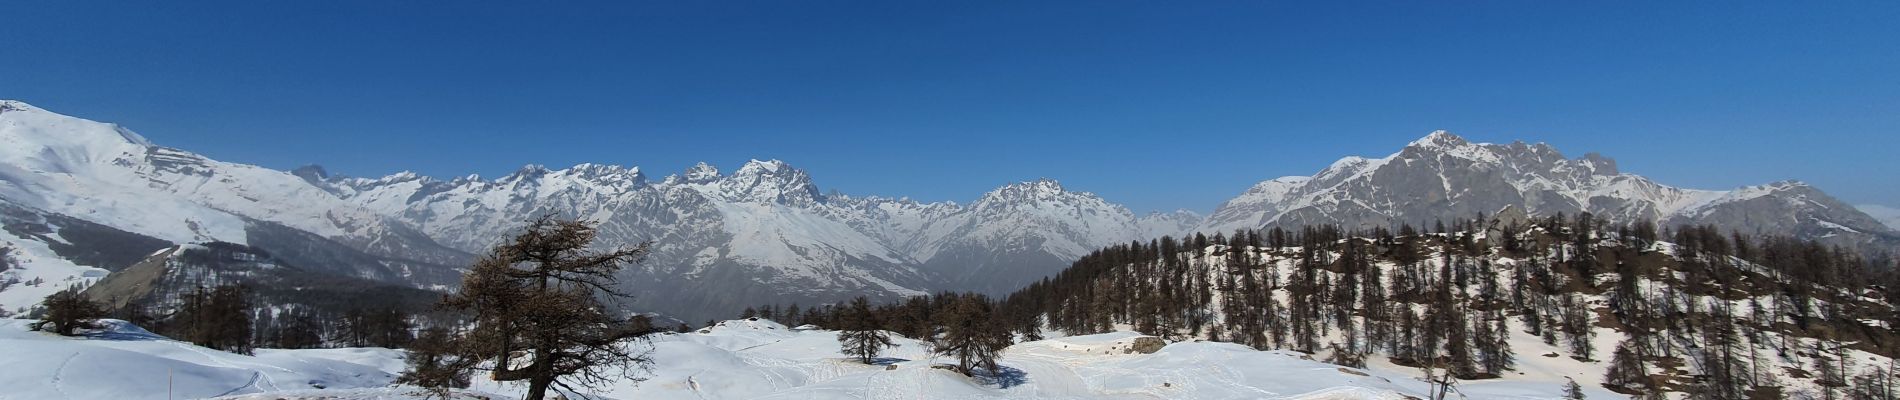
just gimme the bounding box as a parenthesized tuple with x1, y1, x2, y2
(1, 318, 1622, 399)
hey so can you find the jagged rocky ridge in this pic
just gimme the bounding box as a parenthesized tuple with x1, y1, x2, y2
(1, 99, 1893, 322)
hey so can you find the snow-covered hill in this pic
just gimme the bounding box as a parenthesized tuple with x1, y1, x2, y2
(0, 316, 1621, 399)
(0, 319, 408, 399)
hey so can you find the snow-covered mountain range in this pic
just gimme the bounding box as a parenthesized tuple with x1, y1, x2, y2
(1196, 131, 1899, 253)
(1, 100, 1892, 321)
(0, 100, 1180, 320)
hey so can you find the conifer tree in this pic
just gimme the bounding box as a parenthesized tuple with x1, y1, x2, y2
(32, 287, 105, 336)
(173, 284, 254, 354)
(398, 327, 473, 392)
(436, 217, 656, 400)
(837, 296, 896, 364)
(1563, 377, 1587, 399)
(1605, 340, 1647, 393)
(932, 294, 1011, 376)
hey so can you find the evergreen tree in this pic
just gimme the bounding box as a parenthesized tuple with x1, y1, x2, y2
(837, 297, 896, 364)
(398, 327, 473, 393)
(269, 310, 324, 349)
(32, 287, 106, 336)
(932, 294, 1011, 376)
(436, 217, 657, 400)
(1604, 340, 1648, 393)
(173, 284, 254, 354)
(1563, 377, 1587, 399)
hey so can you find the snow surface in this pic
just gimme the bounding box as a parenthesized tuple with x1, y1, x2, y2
(1, 316, 1626, 399)
(0, 99, 448, 258)
(0, 232, 110, 316)
(0, 319, 400, 399)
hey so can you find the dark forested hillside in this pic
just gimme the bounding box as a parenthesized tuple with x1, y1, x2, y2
(81, 242, 447, 350)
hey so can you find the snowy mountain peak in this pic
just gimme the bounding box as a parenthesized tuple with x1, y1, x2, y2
(974, 179, 1082, 206)
(0, 99, 38, 113)
(566, 162, 645, 183)
(710, 159, 823, 205)
(738, 159, 790, 174)
(291, 164, 330, 181)
(1579, 152, 1619, 175)
(682, 162, 722, 183)
(1407, 129, 1469, 149)
(509, 164, 551, 178)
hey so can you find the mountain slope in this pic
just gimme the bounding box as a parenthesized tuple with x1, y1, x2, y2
(0, 101, 470, 290)
(1197, 130, 1899, 253)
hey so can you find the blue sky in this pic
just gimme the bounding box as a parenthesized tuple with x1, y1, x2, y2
(4, 1, 1896, 213)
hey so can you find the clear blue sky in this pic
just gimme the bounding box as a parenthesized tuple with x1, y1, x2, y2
(4, 1, 1896, 213)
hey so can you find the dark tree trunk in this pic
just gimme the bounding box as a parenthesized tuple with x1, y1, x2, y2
(526, 377, 552, 400)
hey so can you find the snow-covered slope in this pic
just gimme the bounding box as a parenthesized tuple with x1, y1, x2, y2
(4, 315, 1620, 400)
(0, 319, 407, 399)
(0, 199, 173, 316)
(1197, 130, 1899, 253)
(0, 101, 469, 290)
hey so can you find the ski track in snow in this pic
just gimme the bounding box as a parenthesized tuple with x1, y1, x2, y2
(50, 352, 79, 398)
(168, 341, 288, 392)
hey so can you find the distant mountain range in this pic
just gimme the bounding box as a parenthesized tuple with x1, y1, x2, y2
(1198, 131, 1899, 253)
(1, 99, 1892, 320)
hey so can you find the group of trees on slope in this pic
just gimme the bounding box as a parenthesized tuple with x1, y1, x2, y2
(995, 213, 1900, 399)
(738, 291, 1024, 377)
(725, 213, 1900, 398)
